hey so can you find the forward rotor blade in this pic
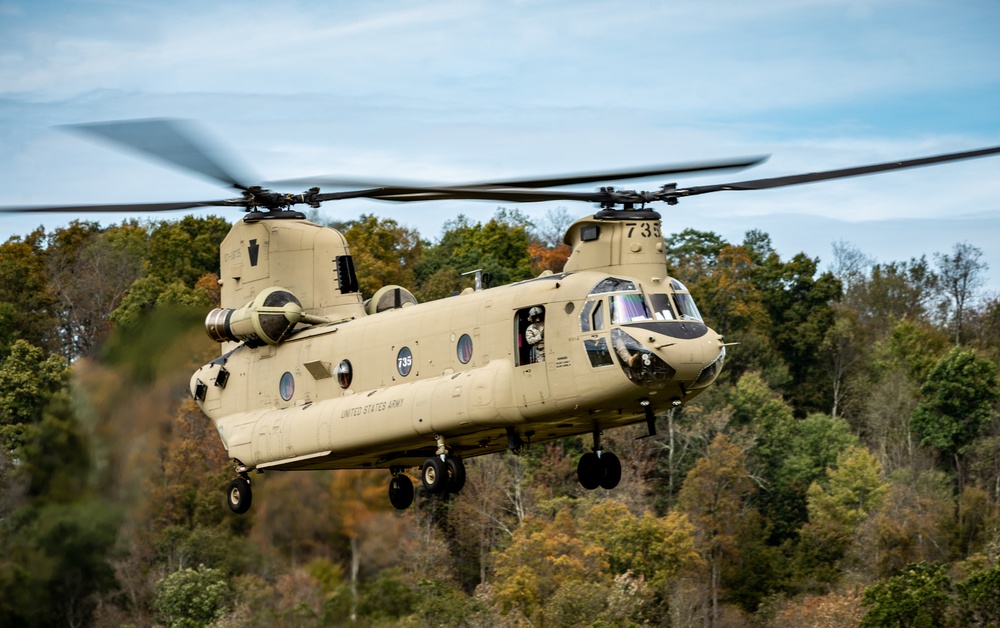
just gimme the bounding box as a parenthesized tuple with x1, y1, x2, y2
(313, 185, 609, 204)
(673, 145, 1000, 198)
(0, 199, 239, 214)
(273, 156, 768, 191)
(65, 119, 253, 191)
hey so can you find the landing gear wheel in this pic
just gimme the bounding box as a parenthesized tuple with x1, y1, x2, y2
(445, 456, 467, 493)
(227, 477, 252, 514)
(388, 474, 414, 510)
(421, 456, 448, 494)
(599, 452, 622, 490)
(578, 452, 602, 490)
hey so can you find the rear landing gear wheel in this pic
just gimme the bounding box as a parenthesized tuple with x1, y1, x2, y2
(445, 456, 466, 493)
(421, 456, 448, 494)
(227, 477, 252, 514)
(389, 474, 414, 510)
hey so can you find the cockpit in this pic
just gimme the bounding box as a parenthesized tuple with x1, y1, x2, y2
(579, 276, 722, 392)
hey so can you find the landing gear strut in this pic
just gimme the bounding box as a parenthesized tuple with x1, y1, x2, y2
(421, 454, 466, 494)
(577, 427, 622, 491)
(388, 437, 467, 510)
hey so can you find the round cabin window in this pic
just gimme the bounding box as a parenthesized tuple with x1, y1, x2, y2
(397, 347, 413, 377)
(457, 334, 473, 364)
(279, 372, 294, 401)
(336, 360, 353, 389)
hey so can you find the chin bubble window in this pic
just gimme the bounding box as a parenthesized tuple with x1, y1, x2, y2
(279, 372, 294, 401)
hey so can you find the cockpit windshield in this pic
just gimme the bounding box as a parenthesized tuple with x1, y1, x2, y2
(610, 293, 652, 324)
(667, 278, 703, 321)
(673, 292, 702, 321)
(648, 294, 676, 320)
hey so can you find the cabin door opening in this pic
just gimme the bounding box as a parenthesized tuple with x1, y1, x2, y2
(513, 307, 550, 406)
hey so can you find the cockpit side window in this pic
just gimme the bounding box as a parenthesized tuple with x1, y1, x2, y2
(593, 300, 605, 330)
(610, 293, 652, 324)
(580, 300, 595, 332)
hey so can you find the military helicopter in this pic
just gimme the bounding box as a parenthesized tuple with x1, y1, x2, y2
(4, 119, 999, 514)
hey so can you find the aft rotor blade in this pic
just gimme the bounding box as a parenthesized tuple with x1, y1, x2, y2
(273, 155, 768, 191)
(673, 145, 1000, 197)
(65, 119, 253, 191)
(0, 199, 239, 213)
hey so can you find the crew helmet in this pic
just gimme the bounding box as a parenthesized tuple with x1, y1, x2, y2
(529, 307, 543, 318)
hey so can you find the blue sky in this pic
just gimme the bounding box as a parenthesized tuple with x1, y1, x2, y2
(2, 0, 999, 292)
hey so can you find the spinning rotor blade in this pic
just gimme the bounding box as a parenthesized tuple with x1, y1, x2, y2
(0, 199, 239, 214)
(66, 118, 253, 191)
(306, 146, 1000, 206)
(313, 185, 608, 204)
(271, 156, 768, 191)
(672, 145, 1000, 198)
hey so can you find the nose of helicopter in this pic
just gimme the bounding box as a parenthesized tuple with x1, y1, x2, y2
(612, 323, 725, 391)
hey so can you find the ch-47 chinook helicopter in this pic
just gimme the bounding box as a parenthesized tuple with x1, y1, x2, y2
(4, 119, 1000, 514)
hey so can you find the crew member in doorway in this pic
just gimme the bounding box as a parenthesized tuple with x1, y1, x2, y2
(526, 306, 545, 363)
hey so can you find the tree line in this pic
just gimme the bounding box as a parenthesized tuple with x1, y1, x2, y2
(0, 208, 997, 626)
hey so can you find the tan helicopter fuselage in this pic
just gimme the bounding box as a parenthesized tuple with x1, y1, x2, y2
(191, 211, 725, 472)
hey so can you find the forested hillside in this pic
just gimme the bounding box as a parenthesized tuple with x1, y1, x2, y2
(1, 209, 998, 627)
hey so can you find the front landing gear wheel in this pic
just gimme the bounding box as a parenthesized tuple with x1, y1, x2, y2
(227, 477, 252, 514)
(389, 474, 414, 510)
(421, 456, 448, 494)
(577, 451, 622, 491)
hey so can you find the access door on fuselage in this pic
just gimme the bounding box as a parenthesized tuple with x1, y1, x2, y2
(513, 306, 550, 407)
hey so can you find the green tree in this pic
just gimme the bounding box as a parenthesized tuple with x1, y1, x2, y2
(110, 275, 215, 328)
(145, 215, 231, 286)
(416, 211, 533, 300)
(755, 251, 842, 414)
(664, 228, 728, 283)
(678, 433, 755, 626)
(728, 373, 856, 543)
(797, 445, 888, 585)
(0, 340, 68, 430)
(154, 564, 230, 628)
(0, 229, 58, 354)
(343, 214, 422, 298)
(956, 564, 1000, 627)
(0, 500, 122, 628)
(577, 499, 702, 587)
(492, 508, 610, 623)
(860, 562, 953, 628)
(911, 347, 998, 489)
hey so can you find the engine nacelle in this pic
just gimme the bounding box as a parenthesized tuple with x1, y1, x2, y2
(206, 287, 305, 346)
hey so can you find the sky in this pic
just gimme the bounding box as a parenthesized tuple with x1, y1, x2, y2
(2, 0, 999, 293)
